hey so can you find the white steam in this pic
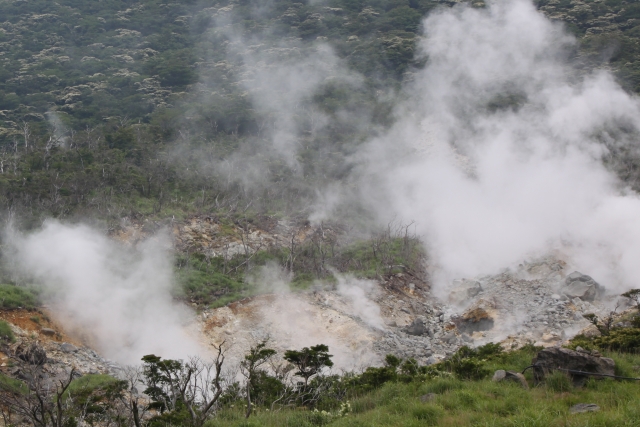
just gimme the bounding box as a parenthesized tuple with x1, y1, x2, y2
(335, 274, 385, 330)
(8, 221, 203, 364)
(354, 0, 640, 294)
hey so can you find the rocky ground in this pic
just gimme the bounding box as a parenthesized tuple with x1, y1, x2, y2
(0, 309, 123, 395)
(111, 216, 630, 371)
(0, 216, 631, 383)
(195, 247, 628, 370)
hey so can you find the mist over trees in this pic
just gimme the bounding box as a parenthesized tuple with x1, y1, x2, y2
(0, 0, 638, 228)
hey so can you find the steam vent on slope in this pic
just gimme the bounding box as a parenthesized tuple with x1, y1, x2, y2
(5, 0, 640, 414)
(0, 217, 633, 383)
(178, 218, 633, 368)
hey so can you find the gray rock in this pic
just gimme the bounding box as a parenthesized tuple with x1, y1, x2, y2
(443, 331, 457, 344)
(40, 328, 56, 336)
(60, 343, 77, 353)
(449, 279, 483, 304)
(562, 272, 602, 301)
(570, 403, 600, 414)
(404, 319, 428, 336)
(425, 356, 440, 365)
(420, 393, 437, 403)
(532, 347, 615, 386)
(492, 370, 529, 388)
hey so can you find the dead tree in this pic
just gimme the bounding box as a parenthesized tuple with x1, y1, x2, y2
(0, 363, 76, 427)
(141, 342, 227, 427)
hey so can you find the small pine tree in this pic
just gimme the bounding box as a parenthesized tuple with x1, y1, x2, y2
(284, 344, 334, 386)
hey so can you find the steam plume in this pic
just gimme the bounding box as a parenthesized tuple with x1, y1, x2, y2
(354, 0, 640, 294)
(7, 221, 203, 364)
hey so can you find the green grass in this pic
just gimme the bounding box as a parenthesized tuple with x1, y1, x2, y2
(0, 320, 15, 343)
(62, 374, 121, 400)
(336, 236, 425, 279)
(0, 373, 27, 395)
(204, 348, 640, 427)
(0, 284, 39, 310)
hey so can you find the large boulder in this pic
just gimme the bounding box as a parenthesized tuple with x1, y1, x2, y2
(453, 299, 495, 333)
(449, 279, 483, 304)
(532, 347, 614, 386)
(492, 370, 529, 388)
(404, 318, 428, 336)
(562, 272, 603, 301)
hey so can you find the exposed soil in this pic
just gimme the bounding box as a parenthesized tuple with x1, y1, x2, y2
(0, 308, 83, 347)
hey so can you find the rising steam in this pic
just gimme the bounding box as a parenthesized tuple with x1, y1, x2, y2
(7, 221, 203, 364)
(7, 0, 640, 367)
(354, 0, 640, 294)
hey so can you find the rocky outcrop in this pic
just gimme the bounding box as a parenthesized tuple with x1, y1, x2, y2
(562, 271, 603, 302)
(531, 347, 615, 386)
(570, 403, 600, 414)
(453, 299, 495, 333)
(448, 280, 483, 305)
(492, 369, 528, 388)
(404, 318, 428, 336)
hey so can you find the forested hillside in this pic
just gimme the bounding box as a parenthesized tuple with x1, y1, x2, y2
(0, 0, 639, 227)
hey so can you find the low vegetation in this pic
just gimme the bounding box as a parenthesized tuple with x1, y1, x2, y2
(175, 222, 426, 307)
(0, 320, 14, 343)
(1, 335, 639, 426)
(206, 344, 640, 427)
(0, 284, 39, 310)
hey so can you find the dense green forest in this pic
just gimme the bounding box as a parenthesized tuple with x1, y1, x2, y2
(0, 0, 639, 227)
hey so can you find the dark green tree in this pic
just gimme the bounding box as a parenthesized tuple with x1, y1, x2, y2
(140, 344, 226, 427)
(283, 344, 334, 387)
(240, 340, 277, 419)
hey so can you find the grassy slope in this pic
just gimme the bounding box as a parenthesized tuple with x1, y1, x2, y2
(207, 348, 640, 427)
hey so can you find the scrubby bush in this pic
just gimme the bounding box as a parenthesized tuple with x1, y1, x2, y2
(64, 374, 122, 398)
(569, 326, 640, 353)
(594, 328, 640, 352)
(0, 285, 38, 310)
(440, 345, 492, 380)
(0, 373, 26, 395)
(0, 320, 15, 343)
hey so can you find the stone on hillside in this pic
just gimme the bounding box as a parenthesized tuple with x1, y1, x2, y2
(404, 318, 428, 336)
(41, 328, 56, 336)
(562, 272, 602, 301)
(454, 299, 495, 333)
(579, 324, 602, 338)
(492, 369, 529, 388)
(60, 343, 77, 353)
(420, 393, 437, 403)
(570, 403, 600, 414)
(532, 347, 614, 386)
(449, 279, 483, 304)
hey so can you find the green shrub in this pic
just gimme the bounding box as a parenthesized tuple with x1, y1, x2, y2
(476, 342, 504, 359)
(0, 285, 38, 310)
(0, 320, 15, 343)
(569, 327, 640, 353)
(443, 356, 490, 380)
(66, 374, 120, 395)
(0, 373, 27, 395)
(595, 328, 640, 352)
